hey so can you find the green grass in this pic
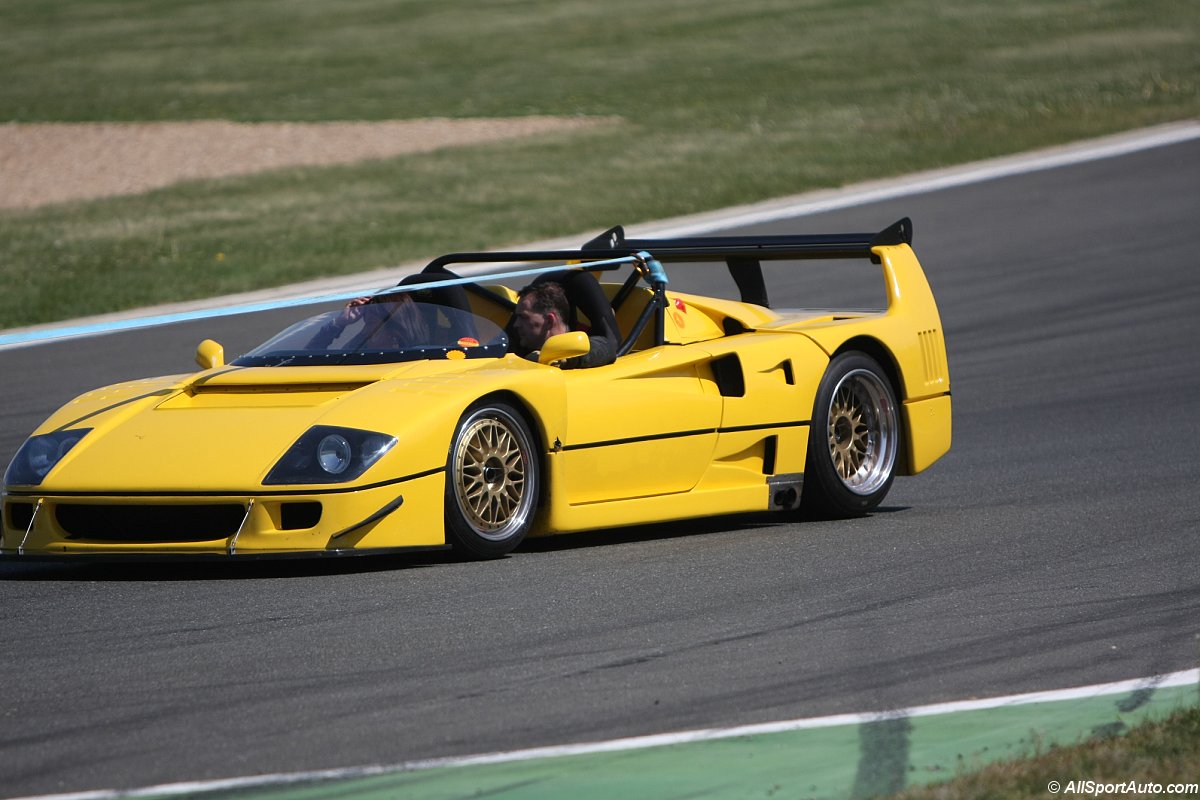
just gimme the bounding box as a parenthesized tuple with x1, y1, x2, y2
(1, 0, 1197, 327)
(890, 706, 1200, 799)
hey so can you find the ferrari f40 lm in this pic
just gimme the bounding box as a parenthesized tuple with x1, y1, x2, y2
(3, 219, 951, 559)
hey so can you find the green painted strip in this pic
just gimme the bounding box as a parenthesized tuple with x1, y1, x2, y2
(122, 681, 1196, 800)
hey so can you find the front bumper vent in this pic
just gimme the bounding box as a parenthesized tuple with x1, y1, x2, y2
(56, 504, 247, 542)
(7, 501, 35, 531)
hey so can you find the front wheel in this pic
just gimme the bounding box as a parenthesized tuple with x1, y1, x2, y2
(445, 401, 539, 559)
(802, 352, 900, 518)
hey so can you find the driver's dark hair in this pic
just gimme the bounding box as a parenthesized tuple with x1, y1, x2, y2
(517, 280, 569, 321)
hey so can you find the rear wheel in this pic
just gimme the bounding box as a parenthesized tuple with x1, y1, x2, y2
(445, 401, 539, 559)
(802, 352, 899, 517)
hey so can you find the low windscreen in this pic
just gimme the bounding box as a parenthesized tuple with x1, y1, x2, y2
(233, 298, 507, 366)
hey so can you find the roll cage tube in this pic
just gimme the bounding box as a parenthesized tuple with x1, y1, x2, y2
(418, 251, 672, 353)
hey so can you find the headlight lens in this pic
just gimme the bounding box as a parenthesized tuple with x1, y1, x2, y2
(317, 434, 352, 475)
(5, 429, 92, 487)
(264, 426, 396, 485)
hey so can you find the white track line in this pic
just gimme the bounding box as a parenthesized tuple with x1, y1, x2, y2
(10, 668, 1198, 800)
(2, 121, 1197, 352)
(624, 120, 1200, 239)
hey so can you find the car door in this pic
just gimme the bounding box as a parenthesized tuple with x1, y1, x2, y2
(555, 346, 722, 505)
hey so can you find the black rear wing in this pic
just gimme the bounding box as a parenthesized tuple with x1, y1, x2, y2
(581, 217, 911, 258)
(579, 217, 912, 308)
(423, 218, 912, 309)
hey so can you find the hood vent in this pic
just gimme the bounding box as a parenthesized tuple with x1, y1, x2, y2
(158, 382, 373, 410)
(189, 381, 372, 395)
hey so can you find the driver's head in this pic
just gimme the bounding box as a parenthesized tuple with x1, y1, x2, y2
(514, 281, 570, 350)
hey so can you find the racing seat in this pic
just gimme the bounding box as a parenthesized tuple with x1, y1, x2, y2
(510, 270, 620, 368)
(545, 270, 619, 368)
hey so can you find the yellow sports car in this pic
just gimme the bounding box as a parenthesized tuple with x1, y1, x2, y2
(2, 219, 951, 560)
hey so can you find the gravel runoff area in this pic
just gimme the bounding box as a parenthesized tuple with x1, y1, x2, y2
(0, 117, 613, 210)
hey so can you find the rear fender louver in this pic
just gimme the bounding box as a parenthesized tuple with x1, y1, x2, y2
(917, 329, 947, 388)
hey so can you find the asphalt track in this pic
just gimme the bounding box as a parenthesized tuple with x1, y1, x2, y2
(2, 134, 1198, 798)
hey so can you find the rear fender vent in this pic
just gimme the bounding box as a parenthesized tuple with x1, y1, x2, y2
(918, 329, 948, 387)
(710, 354, 745, 397)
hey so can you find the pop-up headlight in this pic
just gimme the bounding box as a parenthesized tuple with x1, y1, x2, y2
(5, 429, 92, 487)
(264, 426, 396, 485)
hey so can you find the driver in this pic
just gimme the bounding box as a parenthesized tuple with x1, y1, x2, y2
(512, 281, 615, 369)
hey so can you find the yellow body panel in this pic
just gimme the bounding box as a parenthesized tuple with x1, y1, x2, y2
(902, 394, 954, 474)
(779, 245, 951, 401)
(556, 347, 721, 504)
(2, 358, 562, 556)
(761, 244, 952, 475)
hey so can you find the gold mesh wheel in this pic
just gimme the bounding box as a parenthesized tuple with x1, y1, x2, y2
(803, 353, 900, 517)
(825, 369, 898, 496)
(447, 404, 537, 553)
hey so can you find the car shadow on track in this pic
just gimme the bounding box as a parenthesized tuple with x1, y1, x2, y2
(521, 511, 786, 553)
(0, 506, 910, 580)
(0, 551, 447, 582)
(520, 504, 910, 553)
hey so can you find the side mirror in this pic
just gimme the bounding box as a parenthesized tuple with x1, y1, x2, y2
(538, 331, 589, 366)
(195, 339, 225, 370)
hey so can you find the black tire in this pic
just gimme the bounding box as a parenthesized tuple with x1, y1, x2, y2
(802, 352, 900, 518)
(444, 401, 539, 559)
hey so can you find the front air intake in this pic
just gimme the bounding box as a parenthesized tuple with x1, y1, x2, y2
(56, 504, 247, 542)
